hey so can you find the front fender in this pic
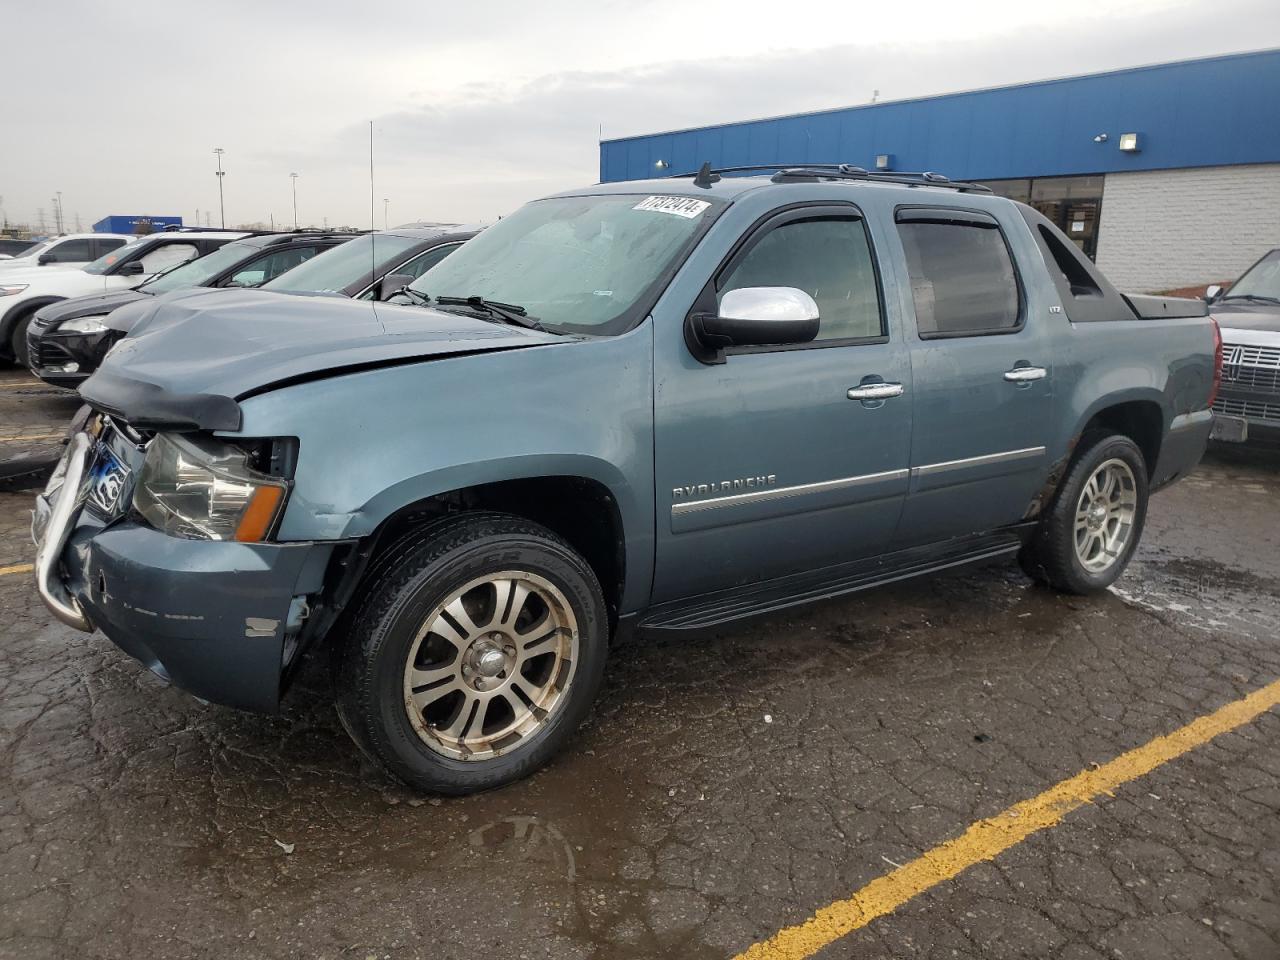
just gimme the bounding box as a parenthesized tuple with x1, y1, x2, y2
(230, 325, 656, 611)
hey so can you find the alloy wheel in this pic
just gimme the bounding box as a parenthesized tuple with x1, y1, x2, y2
(402, 571, 578, 760)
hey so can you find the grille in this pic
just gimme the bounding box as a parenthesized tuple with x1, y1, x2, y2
(1222, 342, 1280, 396)
(1213, 396, 1280, 424)
(31, 338, 74, 369)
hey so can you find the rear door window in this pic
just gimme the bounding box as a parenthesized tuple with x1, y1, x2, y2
(895, 210, 1021, 337)
(93, 238, 127, 259)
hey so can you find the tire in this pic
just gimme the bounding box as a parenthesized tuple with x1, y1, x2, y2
(1019, 431, 1149, 595)
(9, 310, 34, 369)
(335, 512, 609, 794)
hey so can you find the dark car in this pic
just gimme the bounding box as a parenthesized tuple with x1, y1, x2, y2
(27, 231, 359, 386)
(1205, 248, 1280, 446)
(257, 225, 479, 300)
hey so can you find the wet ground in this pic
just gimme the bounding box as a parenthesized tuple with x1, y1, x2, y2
(1, 370, 1277, 960)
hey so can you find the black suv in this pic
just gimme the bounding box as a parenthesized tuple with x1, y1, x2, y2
(27, 231, 358, 386)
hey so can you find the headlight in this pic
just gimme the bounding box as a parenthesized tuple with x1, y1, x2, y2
(133, 433, 289, 542)
(59, 315, 109, 334)
(0, 284, 29, 297)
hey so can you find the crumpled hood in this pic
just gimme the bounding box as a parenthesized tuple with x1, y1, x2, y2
(79, 289, 562, 431)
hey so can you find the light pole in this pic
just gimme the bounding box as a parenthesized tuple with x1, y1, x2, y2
(383, 198, 389, 230)
(290, 172, 299, 229)
(213, 148, 226, 228)
(55, 192, 64, 233)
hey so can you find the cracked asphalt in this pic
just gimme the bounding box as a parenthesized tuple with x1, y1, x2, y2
(1, 371, 1277, 960)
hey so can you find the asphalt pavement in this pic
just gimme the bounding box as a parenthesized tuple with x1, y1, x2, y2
(1, 371, 1277, 960)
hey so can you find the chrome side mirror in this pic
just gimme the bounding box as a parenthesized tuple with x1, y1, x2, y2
(687, 286, 820, 363)
(1204, 284, 1223, 303)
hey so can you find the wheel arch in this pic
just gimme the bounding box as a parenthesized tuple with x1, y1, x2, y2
(1, 296, 63, 345)
(1074, 394, 1166, 477)
(349, 466, 635, 623)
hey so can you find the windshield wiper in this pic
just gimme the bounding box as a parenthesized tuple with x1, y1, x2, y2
(433, 295, 547, 332)
(1221, 294, 1280, 305)
(395, 286, 432, 306)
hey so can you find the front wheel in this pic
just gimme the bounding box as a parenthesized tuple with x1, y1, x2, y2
(1020, 432, 1149, 594)
(335, 512, 609, 794)
(9, 311, 34, 368)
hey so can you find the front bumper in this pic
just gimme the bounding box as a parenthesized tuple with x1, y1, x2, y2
(33, 427, 337, 712)
(26, 327, 111, 386)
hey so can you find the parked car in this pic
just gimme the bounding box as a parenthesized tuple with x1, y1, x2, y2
(34, 166, 1218, 794)
(27, 231, 360, 386)
(0, 230, 246, 365)
(0, 238, 40, 259)
(1205, 249, 1280, 445)
(0, 233, 132, 271)
(259, 225, 478, 300)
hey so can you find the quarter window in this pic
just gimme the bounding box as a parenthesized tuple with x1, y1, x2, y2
(718, 217, 883, 342)
(896, 217, 1020, 337)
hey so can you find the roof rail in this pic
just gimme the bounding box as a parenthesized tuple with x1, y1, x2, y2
(668, 162, 992, 193)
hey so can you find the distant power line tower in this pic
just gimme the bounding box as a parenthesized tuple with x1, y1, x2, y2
(75, 212, 82, 232)
(36, 207, 47, 234)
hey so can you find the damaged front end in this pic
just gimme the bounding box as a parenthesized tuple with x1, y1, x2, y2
(32, 410, 352, 713)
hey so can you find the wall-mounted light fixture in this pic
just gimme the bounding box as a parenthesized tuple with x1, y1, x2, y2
(1093, 133, 1109, 143)
(1118, 132, 1141, 153)
(654, 159, 669, 170)
(875, 154, 893, 171)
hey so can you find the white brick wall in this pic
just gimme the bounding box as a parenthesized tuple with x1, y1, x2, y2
(1094, 164, 1280, 293)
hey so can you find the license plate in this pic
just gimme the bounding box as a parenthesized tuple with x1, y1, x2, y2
(85, 444, 130, 515)
(1210, 414, 1248, 443)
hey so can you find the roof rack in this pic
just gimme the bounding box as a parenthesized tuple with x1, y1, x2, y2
(669, 162, 992, 193)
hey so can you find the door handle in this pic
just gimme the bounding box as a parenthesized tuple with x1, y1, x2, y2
(1004, 366, 1047, 383)
(847, 382, 905, 401)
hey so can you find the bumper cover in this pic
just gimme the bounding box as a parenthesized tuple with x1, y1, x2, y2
(34, 431, 336, 713)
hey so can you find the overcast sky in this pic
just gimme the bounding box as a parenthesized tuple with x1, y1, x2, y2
(5, 0, 1279, 232)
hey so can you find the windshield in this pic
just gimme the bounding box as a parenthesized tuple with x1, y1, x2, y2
(1227, 250, 1280, 301)
(83, 238, 141, 275)
(262, 234, 418, 294)
(407, 194, 720, 335)
(141, 240, 255, 293)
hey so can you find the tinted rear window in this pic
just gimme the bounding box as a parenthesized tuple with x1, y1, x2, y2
(897, 219, 1020, 337)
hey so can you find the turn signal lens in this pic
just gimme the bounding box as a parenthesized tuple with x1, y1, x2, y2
(235, 486, 286, 542)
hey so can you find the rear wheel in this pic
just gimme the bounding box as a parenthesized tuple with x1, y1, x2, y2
(1019, 432, 1149, 594)
(335, 512, 609, 794)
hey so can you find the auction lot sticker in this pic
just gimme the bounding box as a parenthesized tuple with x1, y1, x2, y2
(633, 196, 710, 218)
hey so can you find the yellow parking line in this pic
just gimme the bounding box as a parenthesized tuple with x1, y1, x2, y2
(0, 563, 33, 577)
(734, 678, 1280, 960)
(0, 380, 40, 389)
(0, 432, 62, 442)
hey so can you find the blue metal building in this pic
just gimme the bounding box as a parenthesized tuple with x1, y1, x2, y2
(600, 49, 1280, 292)
(92, 215, 183, 234)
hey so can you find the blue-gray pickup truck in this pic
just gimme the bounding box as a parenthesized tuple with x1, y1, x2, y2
(33, 165, 1221, 794)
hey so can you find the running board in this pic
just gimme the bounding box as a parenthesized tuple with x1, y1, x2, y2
(638, 529, 1029, 637)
